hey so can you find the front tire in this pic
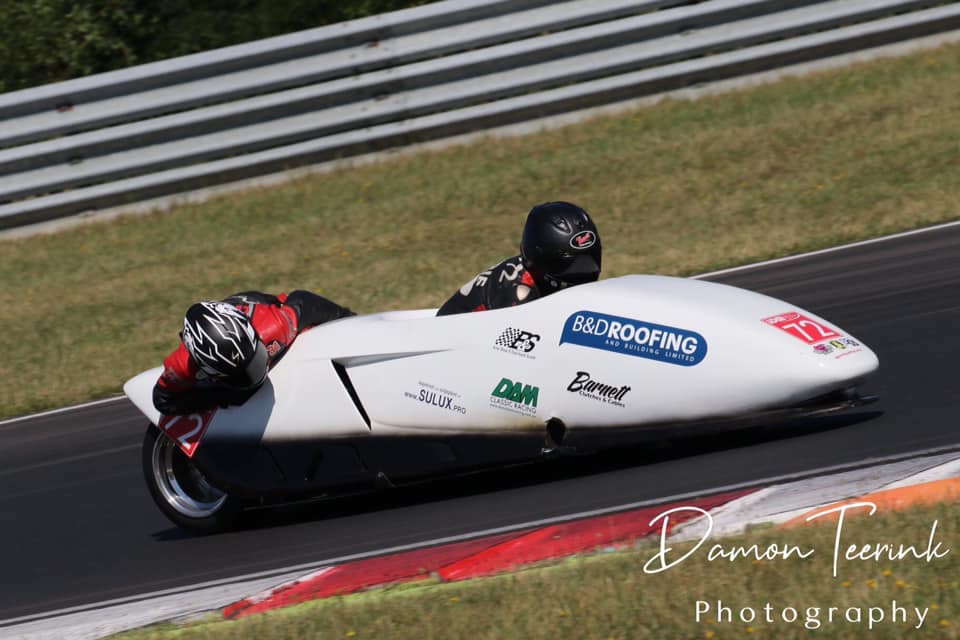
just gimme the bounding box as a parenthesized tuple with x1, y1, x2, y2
(142, 424, 243, 533)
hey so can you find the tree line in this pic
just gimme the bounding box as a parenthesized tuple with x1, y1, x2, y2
(0, 0, 430, 94)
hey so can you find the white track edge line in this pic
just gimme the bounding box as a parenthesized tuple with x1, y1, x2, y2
(0, 396, 126, 426)
(692, 218, 960, 279)
(4, 218, 959, 428)
(5, 441, 960, 627)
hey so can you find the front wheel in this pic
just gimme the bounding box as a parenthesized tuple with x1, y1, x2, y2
(142, 424, 243, 533)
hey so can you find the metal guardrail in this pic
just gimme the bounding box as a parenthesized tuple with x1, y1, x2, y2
(1, 0, 958, 230)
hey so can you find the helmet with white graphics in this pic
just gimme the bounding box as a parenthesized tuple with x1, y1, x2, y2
(182, 301, 268, 389)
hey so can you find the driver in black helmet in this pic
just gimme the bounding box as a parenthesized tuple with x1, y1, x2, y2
(153, 290, 353, 415)
(437, 201, 601, 316)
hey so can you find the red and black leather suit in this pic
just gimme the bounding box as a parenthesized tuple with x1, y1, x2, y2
(436, 256, 542, 316)
(153, 291, 353, 415)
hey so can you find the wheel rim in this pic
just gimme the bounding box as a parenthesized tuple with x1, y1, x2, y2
(151, 434, 227, 519)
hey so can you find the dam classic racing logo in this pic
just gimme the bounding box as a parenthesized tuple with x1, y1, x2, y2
(560, 311, 707, 366)
(490, 377, 539, 417)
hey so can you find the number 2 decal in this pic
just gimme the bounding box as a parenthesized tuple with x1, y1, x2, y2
(158, 410, 216, 458)
(762, 312, 840, 345)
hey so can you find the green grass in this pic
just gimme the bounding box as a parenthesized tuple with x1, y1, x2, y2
(2, 43, 960, 418)
(115, 502, 960, 639)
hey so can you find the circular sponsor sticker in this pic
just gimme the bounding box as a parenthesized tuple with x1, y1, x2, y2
(570, 230, 596, 250)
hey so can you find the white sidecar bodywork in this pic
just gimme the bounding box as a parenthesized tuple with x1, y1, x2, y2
(126, 275, 878, 499)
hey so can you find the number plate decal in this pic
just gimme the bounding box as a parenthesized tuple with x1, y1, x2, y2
(762, 312, 840, 345)
(157, 410, 217, 458)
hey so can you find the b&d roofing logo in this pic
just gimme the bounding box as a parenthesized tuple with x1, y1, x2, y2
(490, 377, 539, 417)
(560, 310, 707, 366)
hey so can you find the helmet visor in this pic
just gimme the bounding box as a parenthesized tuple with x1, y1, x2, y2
(545, 252, 601, 285)
(226, 341, 269, 389)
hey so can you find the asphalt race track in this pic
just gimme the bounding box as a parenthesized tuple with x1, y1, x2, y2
(2, 223, 959, 623)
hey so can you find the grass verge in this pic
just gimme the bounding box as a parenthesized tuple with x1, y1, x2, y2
(1, 43, 959, 418)
(115, 501, 960, 639)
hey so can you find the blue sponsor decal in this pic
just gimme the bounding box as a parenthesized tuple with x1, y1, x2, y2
(560, 311, 707, 366)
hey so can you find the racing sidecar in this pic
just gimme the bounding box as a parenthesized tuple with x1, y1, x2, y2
(124, 275, 879, 531)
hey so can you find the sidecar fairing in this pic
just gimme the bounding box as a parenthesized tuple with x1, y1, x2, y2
(125, 275, 879, 501)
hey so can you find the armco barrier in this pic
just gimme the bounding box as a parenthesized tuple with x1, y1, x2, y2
(1, 0, 958, 230)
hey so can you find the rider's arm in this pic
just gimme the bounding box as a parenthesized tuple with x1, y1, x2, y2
(436, 272, 489, 316)
(152, 384, 252, 415)
(436, 294, 485, 316)
(151, 344, 253, 414)
(437, 259, 539, 316)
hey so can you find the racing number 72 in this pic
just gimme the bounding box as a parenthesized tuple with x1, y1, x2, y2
(762, 312, 840, 345)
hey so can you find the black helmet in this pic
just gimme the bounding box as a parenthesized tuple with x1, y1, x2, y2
(520, 201, 601, 290)
(182, 301, 269, 389)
